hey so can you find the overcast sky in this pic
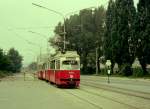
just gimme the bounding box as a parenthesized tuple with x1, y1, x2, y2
(0, 0, 138, 66)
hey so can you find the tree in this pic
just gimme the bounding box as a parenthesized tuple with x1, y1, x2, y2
(0, 49, 11, 71)
(115, 0, 136, 76)
(0, 49, 4, 70)
(93, 6, 106, 73)
(53, 10, 96, 74)
(104, 0, 136, 76)
(53, 22, 64, 51)
(7, 48, 23, 73)
(136, 0, 150, 75)
(52, 7, 105, 74)
(28, 62, 37, 70)
(104, 0, 116, 73)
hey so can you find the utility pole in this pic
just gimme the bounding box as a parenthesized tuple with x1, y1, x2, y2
(32, 3, 96, 52)
(32, 3, 66, 51)
(96, 47, 98, 75)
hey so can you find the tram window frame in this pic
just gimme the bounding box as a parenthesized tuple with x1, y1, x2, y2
(50, 60, 55, 70)
(42, 63, 45, 70)
(44, 63, 46, 70)
(47, 62, 48, 69)
(61, 60, 80, 70)
(56, 60, 60, 70)
(48, 62, 50, 69)
(62, 60, 78, 65)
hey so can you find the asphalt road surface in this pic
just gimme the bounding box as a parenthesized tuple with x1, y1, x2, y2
(0, 73, 150, 109)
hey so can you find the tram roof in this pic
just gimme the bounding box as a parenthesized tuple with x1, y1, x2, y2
(50, 51, 79, 60)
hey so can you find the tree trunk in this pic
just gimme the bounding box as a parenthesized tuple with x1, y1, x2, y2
(81, 52, 88, 74)
(97, 59, 101, 73)
(111, 61, 115, 74)
(139, 58, 148, 75)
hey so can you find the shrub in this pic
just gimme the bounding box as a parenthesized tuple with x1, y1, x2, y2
(0, 71, 13, 78)
(132, 67, 144, 77)
(119, 64, 133, 76)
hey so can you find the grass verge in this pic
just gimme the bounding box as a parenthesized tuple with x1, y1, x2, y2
(0, 71, 13, 79)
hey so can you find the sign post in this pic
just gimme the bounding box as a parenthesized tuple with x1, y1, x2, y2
(106, 60, 111, 83)
(24, 72, 25, 81)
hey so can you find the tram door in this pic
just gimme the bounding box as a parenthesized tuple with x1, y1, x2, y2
(50, 60, 55, 83)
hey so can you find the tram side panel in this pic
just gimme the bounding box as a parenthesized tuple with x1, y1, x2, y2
(42, 70, 46, 80)
(45, 70, 48, 81)
(38, 71, 43, 79)
(37, 64, 43, 79)
(38, 71, 41, 79)
(46, 70, 51, 81)
(49, 69, 55, 83)
(55, 70, 80, 87)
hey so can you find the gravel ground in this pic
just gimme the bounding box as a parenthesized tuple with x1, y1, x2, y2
(0, 74, 150, 109)
(0, 74, 98, 109)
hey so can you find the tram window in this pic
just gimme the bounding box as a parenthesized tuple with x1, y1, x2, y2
(42, 64, 45, 70)
(48, 62, 50, 69)
(62, 60, 78, 65)
(47, 63, 48, 69)
(45, 63, 46, 69)
(62, 60, 79, 70)
(56, 61, 60, 69)
(50, 60, 55, 69)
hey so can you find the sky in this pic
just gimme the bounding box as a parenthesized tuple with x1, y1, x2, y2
(0, 0, 139, 67)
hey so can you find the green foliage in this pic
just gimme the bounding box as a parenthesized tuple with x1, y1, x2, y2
(52, 6, 106, 74)
(51, 0, 150, 77)
(0, 71, 13, 78)
(104, 0, 136, 76)
(119, 64, 133, 76)
(136, 0, 150, 74)
(104, 0, 115, 60)
(0, 71, 7, 78)
(0, 49, 11, 71)
(7, 48, 23, 73)
(0, 48, 23, 74)
(99, 68, 107, 75)
(28, 62, 37, 70)
(132, 67, 144, 77)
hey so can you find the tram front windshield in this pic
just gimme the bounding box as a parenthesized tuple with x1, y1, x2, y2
(62, 60, 79, 70)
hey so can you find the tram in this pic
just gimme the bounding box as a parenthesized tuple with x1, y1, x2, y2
(37, 51, 80, 88)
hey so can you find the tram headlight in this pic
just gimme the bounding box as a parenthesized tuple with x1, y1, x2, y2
(70, 75, 73, 78)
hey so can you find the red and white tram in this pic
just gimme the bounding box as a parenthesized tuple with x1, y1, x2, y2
(37, 51, 80, 88)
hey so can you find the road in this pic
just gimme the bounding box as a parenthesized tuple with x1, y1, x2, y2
(0, 73, 150, 109)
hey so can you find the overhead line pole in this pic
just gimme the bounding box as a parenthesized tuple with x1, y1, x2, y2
(32, 3, 96, 52)
(32, 3, 66, 51)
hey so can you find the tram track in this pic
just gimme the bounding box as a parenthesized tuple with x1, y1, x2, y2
(81, 77, 150, 87)
(81, 80, 150, 100)
(64, 89, 103, 109)
(63, 87, 140, 109)
(46, 79, 149, 109)
(79, 87, 140, 109)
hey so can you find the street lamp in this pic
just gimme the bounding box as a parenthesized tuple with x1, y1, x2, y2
(32, 3, 66, 51)
(32, 3, 96, 52)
